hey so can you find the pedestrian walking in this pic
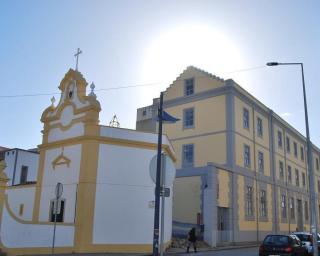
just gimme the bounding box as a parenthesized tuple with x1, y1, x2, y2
(186, 227, 197, 253)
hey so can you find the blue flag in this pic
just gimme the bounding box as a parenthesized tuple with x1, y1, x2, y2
(158, 110, 180, 123)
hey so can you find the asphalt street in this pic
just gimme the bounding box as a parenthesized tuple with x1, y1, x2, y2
(170, 246, 259, 256)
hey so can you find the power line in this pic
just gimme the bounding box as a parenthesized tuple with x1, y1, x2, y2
(0, 65, 266, 99)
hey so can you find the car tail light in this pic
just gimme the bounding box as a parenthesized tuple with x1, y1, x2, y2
(284, 246, 293, 253)
(259, 245, 264, 253)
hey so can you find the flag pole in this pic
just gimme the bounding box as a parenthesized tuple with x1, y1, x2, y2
(152, 92, 164, 256)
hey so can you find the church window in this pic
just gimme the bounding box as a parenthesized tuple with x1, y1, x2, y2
(19, 204, 24, 216)
(50, 199, 65, 223)
(68, 90, 73, 98)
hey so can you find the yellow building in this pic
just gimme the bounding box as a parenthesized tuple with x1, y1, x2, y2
(136, 66, 320, 246)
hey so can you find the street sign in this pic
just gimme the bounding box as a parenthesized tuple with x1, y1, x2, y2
(149, 154, 175, 186)
(55, 182, 63, 199)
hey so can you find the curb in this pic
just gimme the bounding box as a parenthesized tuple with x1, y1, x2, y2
(166, 244, 259, 254)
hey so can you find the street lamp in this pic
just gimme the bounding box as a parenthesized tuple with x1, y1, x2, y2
(267, 62, 318, 256)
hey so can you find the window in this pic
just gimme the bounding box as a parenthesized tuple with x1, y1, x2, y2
(258, 151, 264, 172)
(182, 144, 194, 167)
(302, 173, 306, 187)
(244, 145, 251, 167)
(260, 190, 267, 217)
(288, 165, 292, 184)
(281, 194, 287, 218)
(217, 182, 219, 199)
(20, 166, 28, 184)
(243, 108, 249, 129)
(257, 117, 263, 137)
(286, 137, 290, 153)
(305, 201, 309, 221)
(184, 78, 194, 96)
(289, 197, 295, 219)
(295, 169, 300, 187)
(50, 199, 65, 223)
(246, 186, 254, 216)
(183, 108, 194, 128)
(318, 180, 320, 193)
(142, 109, 147, 116)
(294, 142, 298, 158)
(278, 131, 283, 148)
(316, 158, 319, 171)
(300, 146, 304, 161)
(19, 204, 24, 216)
(279, 161, 284, 180)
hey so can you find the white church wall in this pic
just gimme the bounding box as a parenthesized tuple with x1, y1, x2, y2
(6, 186, 36, 221)
(39, 144, 81, 223)
(47, 123, 84, 143)
(100, 127, 174, 152)
(93, 143, 174, 244)
(0, 205, 74, 248)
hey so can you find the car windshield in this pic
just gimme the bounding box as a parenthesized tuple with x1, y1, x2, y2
(264, 235, 289, 245)
(295, 234, 310, 242)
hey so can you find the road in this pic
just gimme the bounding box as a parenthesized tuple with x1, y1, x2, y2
(169, 246, 259, 256)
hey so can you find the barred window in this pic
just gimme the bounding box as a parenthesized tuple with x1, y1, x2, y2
(286, 137, 290, 153)
(294, 142, 298, 158)
(258, 151, 264, 172)
(243, 108, 249, 129)
(302, 173, 306, 187)
(182, 144, 194, 167)
(288, 165, 292, 184)
(184, 78, 194, 96)
(295, 169, 300, 187)
(278, 131, 283, 148)
(289, 197, 295, 219)
(246, 186, 254, 217)
(281, 194, 287, 218)
(257, 117, 263, 137)
(244, 145, 251, 167)
(260, 190, 267, 217)
(279, 161, 284, 180)
(183, 108, 194, 128)
(300, 146, 304, 161)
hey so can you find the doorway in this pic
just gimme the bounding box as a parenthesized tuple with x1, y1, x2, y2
(217, 207, 230, 242)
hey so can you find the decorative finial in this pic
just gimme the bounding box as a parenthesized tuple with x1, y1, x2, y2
(51, 96, 56, 107)
(89, 82, 96, 98)
(74, 48, 82, 71)
(109, 115, 120, 128)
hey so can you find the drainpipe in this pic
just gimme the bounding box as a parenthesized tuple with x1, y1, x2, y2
(252, 108, 259, 242)
(12, 149, 19, 186)
(283, 129, 290, 233)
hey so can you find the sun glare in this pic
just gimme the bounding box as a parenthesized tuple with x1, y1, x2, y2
(141, 24, 246, 89)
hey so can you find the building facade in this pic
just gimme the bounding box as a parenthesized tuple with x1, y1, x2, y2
(136, 66, 320, 246)
(3, 148, 39, 186)
(0, 69, 176, 255)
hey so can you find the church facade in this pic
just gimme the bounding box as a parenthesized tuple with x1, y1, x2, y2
(0, 69, 176, 255)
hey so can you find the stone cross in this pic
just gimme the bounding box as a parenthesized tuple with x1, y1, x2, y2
(74, 48, 82, 71)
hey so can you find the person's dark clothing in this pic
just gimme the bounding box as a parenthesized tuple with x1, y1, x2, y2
(187, 228, 197, 253)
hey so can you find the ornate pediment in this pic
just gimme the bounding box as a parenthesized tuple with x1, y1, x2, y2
(52, 149, 71, 170)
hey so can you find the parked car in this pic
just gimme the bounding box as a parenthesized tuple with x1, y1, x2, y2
(292, 232, 320, 255)
(259, 234, 307, 256)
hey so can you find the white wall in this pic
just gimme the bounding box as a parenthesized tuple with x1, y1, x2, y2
(39, 144, 81, 223)
(6, 187, 36, 221)
(93, 143, 175, 245)
(0, 204, 74, 248)
(48, 123, 84, 143)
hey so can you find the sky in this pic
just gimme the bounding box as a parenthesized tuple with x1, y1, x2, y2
(0, 0, 319, 149)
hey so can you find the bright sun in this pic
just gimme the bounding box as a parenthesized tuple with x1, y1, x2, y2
(141, 24, 246, 87)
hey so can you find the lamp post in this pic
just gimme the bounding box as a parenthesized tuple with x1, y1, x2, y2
(267, 62, 318, 256)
